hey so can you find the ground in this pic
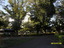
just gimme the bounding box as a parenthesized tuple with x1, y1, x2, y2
(9, 35, 62, 48)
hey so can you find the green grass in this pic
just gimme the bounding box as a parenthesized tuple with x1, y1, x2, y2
(1, 37, 34, 48)
(58, 35, 64, 44)
(54, 33, 64, 45)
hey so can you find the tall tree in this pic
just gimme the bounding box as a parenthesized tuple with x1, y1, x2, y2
(3, 0, 27, 35)
(30, 0, 56, 34)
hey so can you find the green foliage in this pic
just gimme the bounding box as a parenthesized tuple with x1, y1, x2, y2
(29, 0, 56, 34)
(3, 0, 28, 32)
(12, 20, 21, 30)
(0, 20, 8, 29)
(0, 11, 9, 29)
(1, 0, 61, 34)
(32, 0, 56, 23)
(4, 0, 26, 20)
(59, 10, 64, 16)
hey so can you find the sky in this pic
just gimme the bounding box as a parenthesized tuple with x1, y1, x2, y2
(0, 0, 8, 13)
(53, 0, 62, 7)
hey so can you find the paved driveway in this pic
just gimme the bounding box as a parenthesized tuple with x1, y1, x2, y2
(10, 35, 62, 48)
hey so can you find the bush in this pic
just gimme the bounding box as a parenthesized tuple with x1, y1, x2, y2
(61, 37, 64, 45)
(59, 32, 64, 35)
(54, 33, 64, 45)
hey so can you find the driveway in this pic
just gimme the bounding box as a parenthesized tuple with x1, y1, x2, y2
(10, 35, 62, 48)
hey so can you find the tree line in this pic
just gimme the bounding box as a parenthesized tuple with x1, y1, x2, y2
(0, 0, 64, 35)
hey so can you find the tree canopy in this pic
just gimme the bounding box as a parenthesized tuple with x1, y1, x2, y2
(0, 0, 64, 35)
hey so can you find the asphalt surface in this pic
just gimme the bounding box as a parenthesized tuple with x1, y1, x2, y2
(10, 35, 62, 48)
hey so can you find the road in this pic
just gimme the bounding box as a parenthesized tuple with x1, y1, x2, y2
(10, 35, 62, 48)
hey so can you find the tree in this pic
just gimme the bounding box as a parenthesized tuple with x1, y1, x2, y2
(54, 0, 64, 33)
(3, 0, 27, 35)
(0, 10, 9, 29)
(3, 0, 37, 35)
(1, 0, 58, 35)
(29, 0, 56, 34)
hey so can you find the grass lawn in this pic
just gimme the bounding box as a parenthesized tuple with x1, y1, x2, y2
(0, 37, 35, 48)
